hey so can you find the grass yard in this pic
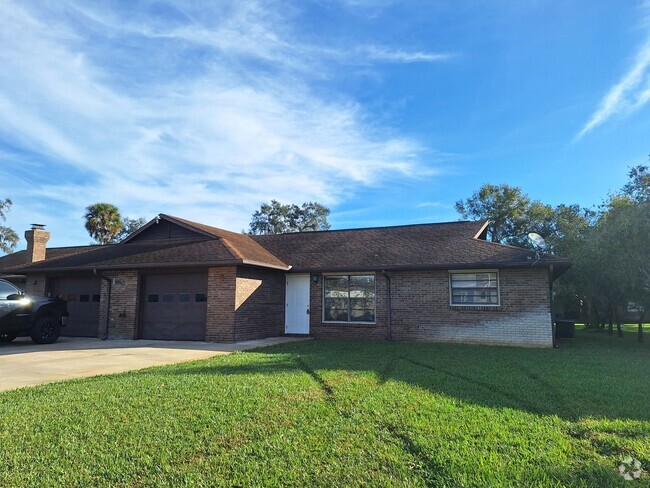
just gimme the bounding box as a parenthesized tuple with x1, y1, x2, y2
(1, 329, 649, 487)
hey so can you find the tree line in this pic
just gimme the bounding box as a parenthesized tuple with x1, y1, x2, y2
(456, 163, 649, 341)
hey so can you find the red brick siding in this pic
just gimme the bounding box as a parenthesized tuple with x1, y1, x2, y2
(205, 266, 236, 342)
(234, 267, 284, 341)
(309, 269, 552, 347)
(24, 229, 50, 263)
(99, 271, 139, 340)
(389, 269, 552, 347)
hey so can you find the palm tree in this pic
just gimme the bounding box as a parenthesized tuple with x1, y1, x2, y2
(84, 203, 123, 245)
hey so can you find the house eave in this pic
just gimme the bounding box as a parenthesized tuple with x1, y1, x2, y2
(287, 260, 572, 274)
(11, 259, 291, 274)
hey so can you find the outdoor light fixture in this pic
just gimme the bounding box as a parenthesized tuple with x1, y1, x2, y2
(312, 275, 319, 284)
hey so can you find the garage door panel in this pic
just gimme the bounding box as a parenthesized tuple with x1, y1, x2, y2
(140, 273, 207, 341)
(50, 277, 101, 337)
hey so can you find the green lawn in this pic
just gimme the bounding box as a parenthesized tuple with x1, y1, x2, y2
(1, 329, 649, 487)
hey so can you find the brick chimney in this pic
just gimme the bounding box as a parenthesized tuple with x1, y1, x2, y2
(24, 224, 50, 263)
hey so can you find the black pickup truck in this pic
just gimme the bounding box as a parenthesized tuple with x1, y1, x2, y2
(0, 278, 68, 344)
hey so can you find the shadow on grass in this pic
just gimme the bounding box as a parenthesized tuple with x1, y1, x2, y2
(150, 329, 650, 422)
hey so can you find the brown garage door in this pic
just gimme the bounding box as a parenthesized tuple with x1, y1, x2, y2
(50, 276, 101, 337)
(140, 273, 207, 341)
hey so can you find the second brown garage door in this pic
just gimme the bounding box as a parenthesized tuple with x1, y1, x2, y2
(140, 273, 208, 341)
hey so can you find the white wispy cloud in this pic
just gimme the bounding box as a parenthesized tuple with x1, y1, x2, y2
(578, 2, 650, 138)
(416, 201, 451, 209)
(0, 0, 436, 246)
(359, 45, 455, 64)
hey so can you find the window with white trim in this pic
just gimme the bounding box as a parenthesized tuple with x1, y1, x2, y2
(450, 271, 499, 306)
(324, 274, 376, 322)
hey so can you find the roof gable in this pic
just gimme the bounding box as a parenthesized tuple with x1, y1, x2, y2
(122, 218, 213, 243)
(11, 215, 290, 273)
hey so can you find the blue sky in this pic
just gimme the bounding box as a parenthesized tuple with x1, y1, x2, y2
(0, 0, 649, 249)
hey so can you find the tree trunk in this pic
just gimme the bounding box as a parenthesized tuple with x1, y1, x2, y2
(639, 311, 646, 343)
(593, 307, 602, 331)
(584, 299, 592, 328)
(608, 308, 614, 336)
(615, 307, 623, 338)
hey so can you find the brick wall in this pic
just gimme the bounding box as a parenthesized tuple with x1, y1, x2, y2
(98, 271, 139, 339)
(309, 268, 553, 347)
(234, 267, 284, 341)
(24, 229, 50, 263)
(205, 266, 236, 342)
(24, 274, 47, 296)
(390, 269, 552, 347)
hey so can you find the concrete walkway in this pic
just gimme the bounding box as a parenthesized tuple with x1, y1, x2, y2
(0, 336, 308, 392)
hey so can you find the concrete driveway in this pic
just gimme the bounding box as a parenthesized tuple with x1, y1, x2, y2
(0, 336, 307, 392)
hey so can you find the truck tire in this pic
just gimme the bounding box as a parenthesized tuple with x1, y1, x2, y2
(30, 317, 61, 344)
(0, 333, 16, 343)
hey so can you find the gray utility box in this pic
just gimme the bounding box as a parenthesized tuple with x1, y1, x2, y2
(555, 320, 576, 339)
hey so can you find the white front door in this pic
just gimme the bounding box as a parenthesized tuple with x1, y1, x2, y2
(285, 274, 310, 334)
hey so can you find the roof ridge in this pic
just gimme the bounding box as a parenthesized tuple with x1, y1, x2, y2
(12, 244, 108, 269)
(0, 244, 104, 271)
(252, 219, 487, 237)
(161, 214, 289, 268)
(470, 238, 572, 261)
(219, 237, 244, 260)
(46, 244, 103, 250)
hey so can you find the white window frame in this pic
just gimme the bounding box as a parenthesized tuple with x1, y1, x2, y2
(449, 270, 500, 307)
(322, 273, 377, 324)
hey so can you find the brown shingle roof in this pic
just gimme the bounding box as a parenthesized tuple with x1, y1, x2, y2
(161, 215, 287, 268)
(0, 245, 101, 273)
(9, 215, 290, 273)
(10, 239, 249, 272)
(252, 220, 571, 273)
(2, 216, 571, 276)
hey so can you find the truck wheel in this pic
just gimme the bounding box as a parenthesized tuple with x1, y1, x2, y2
(30, 317, 61, 344)
(0, 333, 16, 343)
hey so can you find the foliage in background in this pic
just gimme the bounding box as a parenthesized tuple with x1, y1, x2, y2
(623, 164, 650, 203)
(0, 198, 19, 254)
(456, 162, 649, 341)
(84, 203, 147, 245)
(246, 200, 330, 235)
(84, 203, 123, 245)
(118, 217, 148, 241)
(454, 183, 556, 247)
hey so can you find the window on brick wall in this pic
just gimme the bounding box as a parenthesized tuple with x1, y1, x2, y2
(449, 271, 499, 306)
(323, 274, 376, 323)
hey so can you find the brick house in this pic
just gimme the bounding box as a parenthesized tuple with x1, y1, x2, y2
(0, 214, 571, 347)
